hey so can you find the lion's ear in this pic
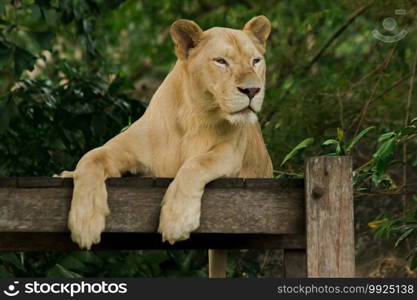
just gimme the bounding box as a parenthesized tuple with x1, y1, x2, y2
(170, 19, 203, 60)
(243, 16, 271, 47)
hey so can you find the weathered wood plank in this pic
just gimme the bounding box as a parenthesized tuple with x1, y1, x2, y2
(283, 249, 307, 277)
(304, 156, 355, 277)
(245, 178, 304, 189)
(0, 233, 306, 251)
(0, 177, 305, 251)
(0, 177, 304, 189)
(0, 178, 17, 188)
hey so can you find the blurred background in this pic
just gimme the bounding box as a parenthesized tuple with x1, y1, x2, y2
(0, 0, 417, 277)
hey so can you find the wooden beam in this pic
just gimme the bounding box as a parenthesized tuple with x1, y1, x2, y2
(304, 156, 355, 277)
(0, 177, 305, 251)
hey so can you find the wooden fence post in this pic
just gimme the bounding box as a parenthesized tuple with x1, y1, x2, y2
(304, 156, 355, 277)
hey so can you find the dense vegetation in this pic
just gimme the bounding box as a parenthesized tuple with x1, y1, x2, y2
(0, 0, 416, 277)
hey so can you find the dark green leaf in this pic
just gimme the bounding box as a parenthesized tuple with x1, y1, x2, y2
(14, 46, 37, 77)
(346, 126, 376, 153)
(29, 4, 42, 22)
(0, 264, 12, 278)
(322, 139, 342, 155)
(281, 137, 314, 167)
(0, 101, 16, 134)
(60, 255, 86, 271)
(336, 142, 344, 156)
(322, 139, 339, 146)
(30, 31, 55, 50)
(395, 228, 414, 247)
(72, 251, 103, 266)
(0, 18, 11, 27)
(42, 8, 57, 26)
(35, 0, 52, 8)
(399, 126, 417, 137)
(143, 250, 168, 265)
(46, 264, 82, 278)
(373, 138, 397, 174)
(374, 138, 397, 159)
(0, 253, 24, 270)
(0, 42, 12, 68)
(378, 131, 396, 143)
(104, 0, 125, 10)
(0, 41, 10, 56)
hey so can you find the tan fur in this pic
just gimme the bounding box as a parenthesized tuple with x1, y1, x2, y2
(58, 17, 273, 274)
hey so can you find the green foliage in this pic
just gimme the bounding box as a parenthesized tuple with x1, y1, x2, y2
(320, 127, 376, 156)
(346, 127, 376, 154)
(355, 123, 417, 188)
(370, 196, 417, 270)
(1, 0, 417, 277)
(280, 137, 314, 167)
(0, 250, 209, 278)
(282, 122, 417, 270)
(0, 66, 146, 176)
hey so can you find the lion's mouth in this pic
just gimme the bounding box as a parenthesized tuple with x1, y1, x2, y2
(231, 106, 256, 115)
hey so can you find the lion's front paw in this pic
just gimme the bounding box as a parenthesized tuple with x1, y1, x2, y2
(158, 181, 202, 244)
(68, 180, 109, 250)
(68, 209, 106, 250)
(158, 209, 200, 244)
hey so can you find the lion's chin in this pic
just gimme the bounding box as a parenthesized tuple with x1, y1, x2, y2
(225, 110, 258, 125)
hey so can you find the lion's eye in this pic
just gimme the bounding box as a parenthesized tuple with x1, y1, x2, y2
(213, 57, 228, 66)
(252, 58, 261, 65)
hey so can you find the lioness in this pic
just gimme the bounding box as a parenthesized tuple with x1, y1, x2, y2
(58, 16, 273, 277)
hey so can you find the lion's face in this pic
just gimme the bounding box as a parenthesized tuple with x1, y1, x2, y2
(170, 16, 271, 125)
(190, 28, 266, 125)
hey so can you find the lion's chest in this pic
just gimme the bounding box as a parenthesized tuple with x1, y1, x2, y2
(180, 131, 220, 161)
(149, 129, 223, 177)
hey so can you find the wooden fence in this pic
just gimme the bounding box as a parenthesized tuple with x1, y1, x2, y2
(0, 156, 354, 277)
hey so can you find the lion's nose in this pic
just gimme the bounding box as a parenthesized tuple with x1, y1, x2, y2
(237, 87, 261, 100)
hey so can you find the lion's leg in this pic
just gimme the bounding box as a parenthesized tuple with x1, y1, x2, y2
(69, 129, 146, 249)
(158, 144, 240, 243)
(68, 147, 120, 249)
(158, 143, 242, 278)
